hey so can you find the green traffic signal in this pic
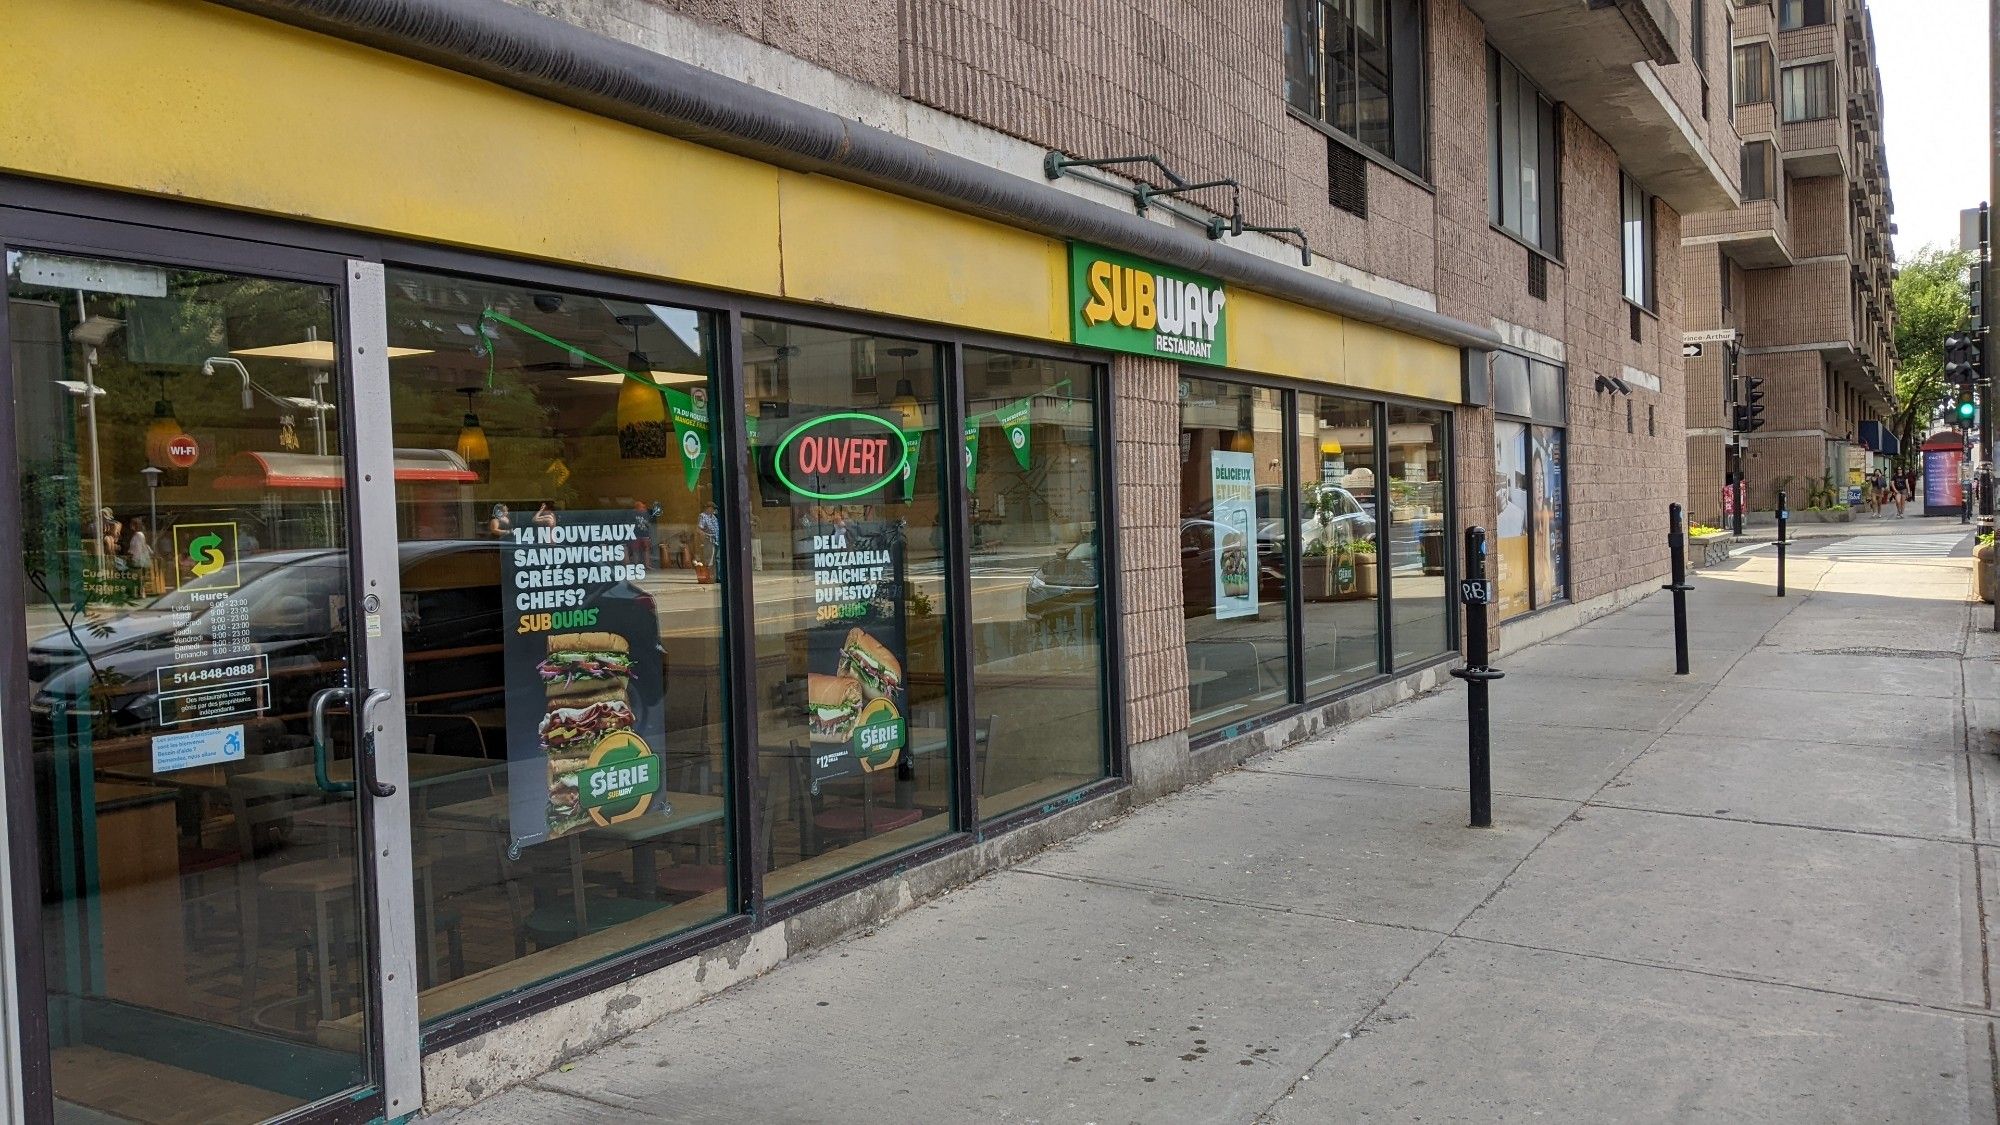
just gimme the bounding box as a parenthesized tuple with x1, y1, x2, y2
(1958, 399, 1977, 420)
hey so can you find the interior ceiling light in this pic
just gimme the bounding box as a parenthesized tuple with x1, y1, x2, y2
(231, 339, 431, 363)
(615, 314, 668, 460)
(567, 369, 706, 387)
(144, 372, 183, 469)
(455, 387, 490, 480)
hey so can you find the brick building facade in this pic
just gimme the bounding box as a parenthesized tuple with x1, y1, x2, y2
(1682, 0, 1898, 521)
(0, 0, 1756, 1116)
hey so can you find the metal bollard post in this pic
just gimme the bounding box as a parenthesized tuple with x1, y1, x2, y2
(1664, 503, 1692, 676)
(1449, 526, 1503, 828)
(1775, 490, 1788, 597)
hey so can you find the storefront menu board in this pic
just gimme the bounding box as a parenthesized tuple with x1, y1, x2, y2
(1210, 450, 1258, 620)
(768, 411, 911, 785)
(1069, 243, 1228, 366)
(502, 511, 669, 853)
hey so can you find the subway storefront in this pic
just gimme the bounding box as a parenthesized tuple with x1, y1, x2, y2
(0, 1, 1483, 1120)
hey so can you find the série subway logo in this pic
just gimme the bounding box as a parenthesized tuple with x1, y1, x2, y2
(1077, 252, 1226, 360)
(774, 412, 912, 501)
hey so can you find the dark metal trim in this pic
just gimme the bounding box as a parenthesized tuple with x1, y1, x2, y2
(208, 0, 1501, 352)
(938, 343, 978, 829)
(1185, 651, 1462, 754)
(714, 308, 763, 924)
(761, 834, 975, 925)
(0, 236, 54, 1125)
(420, 914, 757, 1050)
(1090, 361, 1129, 785)
(255, 1090, 388, 1125)
(1373, 400, 1396, 677)
(1282, 389, 1307, 705)
(0, 203, 351, 284)
(977, 776, 1128, 838)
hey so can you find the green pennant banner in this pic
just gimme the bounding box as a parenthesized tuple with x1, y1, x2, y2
(963, 421, 981, 492)
(666, 387, 708, 492)
(901, 429, 922, 501)
(999, 398, 1033, 469)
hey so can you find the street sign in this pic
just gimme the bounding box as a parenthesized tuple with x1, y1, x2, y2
(1682, 343, 1704, 359)
(1458, 579, 1494, 605)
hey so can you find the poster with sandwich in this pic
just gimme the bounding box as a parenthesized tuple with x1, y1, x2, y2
(502, 510, 669, 851)
(762, 409, 912, 786)
(1210, 450, 1258, 621)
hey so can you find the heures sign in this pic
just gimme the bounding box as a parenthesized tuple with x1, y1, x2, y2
(1069, 243, 1228, 366)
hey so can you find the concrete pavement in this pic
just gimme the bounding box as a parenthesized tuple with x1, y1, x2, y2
(437, 526, 1998, 1124)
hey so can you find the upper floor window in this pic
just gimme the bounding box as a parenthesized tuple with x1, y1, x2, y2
(1780, 62, 1833, 122)
(1741, 140, 1778, 201)
(1733, 43, 1774, 105)
(1285, 0, 1429, 176)
(1779, 0, 1828, 29)
(1621, 173, 1655, 309)
(1489, 47, 1560, 252)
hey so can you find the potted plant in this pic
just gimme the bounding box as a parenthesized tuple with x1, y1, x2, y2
(1351, 540, 1379, 597)
(1978, 531, 1996, 604)
(1300, 537, 1334, 602)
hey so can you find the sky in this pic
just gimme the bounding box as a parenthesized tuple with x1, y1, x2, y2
(1874, 0, 1986, 258)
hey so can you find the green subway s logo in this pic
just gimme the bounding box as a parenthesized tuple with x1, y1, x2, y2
(579, 731, 664, 826)
(1069, 243, 1228, 366)
(173, 523, 241, 591)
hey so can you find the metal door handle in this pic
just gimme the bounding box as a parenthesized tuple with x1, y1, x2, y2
(308, 686, 355, 795)
(356, 687, 398, 799)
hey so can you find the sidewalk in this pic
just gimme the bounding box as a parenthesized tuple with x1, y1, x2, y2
(441, 529, 1997, 1124)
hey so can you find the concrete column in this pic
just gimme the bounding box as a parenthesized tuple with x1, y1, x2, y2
(1111, 355, 1191, 800)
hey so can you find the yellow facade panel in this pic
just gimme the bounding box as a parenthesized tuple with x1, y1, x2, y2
(1229, 290, 1460, 402)
(1342, 321, 1463, 403)
(776, 176, 1069, 341)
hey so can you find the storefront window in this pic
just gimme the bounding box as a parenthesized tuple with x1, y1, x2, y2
(1491, 353, 1568, 619)
(11, 251, 373, 1115)
(1298, 394, 1382, 693)
(742, 319, 951, 897)
(1180, 378, 1290, 736)
(1386, 405, 1452, 666)
(383, 267, 730, 1021)
(964, 348, 1109, 819)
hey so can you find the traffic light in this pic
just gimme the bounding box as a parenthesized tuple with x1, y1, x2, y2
(1958, 396, 1978, 426)
(1731, 376, 1767, 433)
(1945, 332, 1982, 386)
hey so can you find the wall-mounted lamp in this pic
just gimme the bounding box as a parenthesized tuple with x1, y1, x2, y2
(1593, 375, 1632, 396)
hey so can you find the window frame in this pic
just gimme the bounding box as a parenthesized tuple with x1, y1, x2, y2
(1487, 44, 1564, 255)
(1778, 0, 1828, 30)
(1620, 172, 1656, 311)
(1488, 352, 1570, 620)
(1780, 61, 1834, 123)
(1733, 42, 1774, 106)
(1285, 0, 1432, 179)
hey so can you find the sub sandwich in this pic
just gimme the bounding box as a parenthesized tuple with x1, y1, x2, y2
(539, 632, 633, 698)
(808, 673, 864, 744)
(836, 628, 903, 701)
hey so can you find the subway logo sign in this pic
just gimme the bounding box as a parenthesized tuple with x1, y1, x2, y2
(1069, 243, 1228, 366)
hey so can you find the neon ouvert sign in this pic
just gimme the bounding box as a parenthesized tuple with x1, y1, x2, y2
(772, 412, 912, 501)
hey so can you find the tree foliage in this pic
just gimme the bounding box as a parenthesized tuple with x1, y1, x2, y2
(1892, 246, 1973, 463)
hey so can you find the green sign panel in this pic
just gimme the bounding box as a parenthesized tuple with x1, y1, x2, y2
(1068, 242, 1228, 366)
(854, 715, 906, 771)
(578, 739, 661, 816)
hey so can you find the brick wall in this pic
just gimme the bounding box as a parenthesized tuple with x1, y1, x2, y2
(1111, 356, 1190, 744)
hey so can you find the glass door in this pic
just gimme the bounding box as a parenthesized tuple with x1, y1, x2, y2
(3, 241, 417, 1122)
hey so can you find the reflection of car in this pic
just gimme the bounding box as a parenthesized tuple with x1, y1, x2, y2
(1025, 540, 1099, 621)
(1299, 484, 1376, 550)
(1180, 518, 1285, 613)
(27, 540, 539, 738)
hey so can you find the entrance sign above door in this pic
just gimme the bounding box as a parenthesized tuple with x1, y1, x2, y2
(1069, 243, 1228, 366)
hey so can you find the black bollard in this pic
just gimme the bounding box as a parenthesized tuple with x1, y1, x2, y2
(1664, 503, 1692, 675)
(1775, 490, 1788, 597)
(1449, 526, 1503, 828)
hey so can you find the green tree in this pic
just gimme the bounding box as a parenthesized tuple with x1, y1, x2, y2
(1891, 246, 1973, 467)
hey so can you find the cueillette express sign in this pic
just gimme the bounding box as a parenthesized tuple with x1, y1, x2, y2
(1069, 243, 1227, 366)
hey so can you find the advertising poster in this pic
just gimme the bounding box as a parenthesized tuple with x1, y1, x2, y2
(1210, 450, 1258, 621)
(768, 410, 912, 785)
(502, 510, 668, 853)
(1925, 448, 1965, 511)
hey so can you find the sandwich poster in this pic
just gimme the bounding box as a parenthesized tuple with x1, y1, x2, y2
(1210, 450, 1258, 621)
(501, 510, 669, 852)
(803, 516, 907, 785)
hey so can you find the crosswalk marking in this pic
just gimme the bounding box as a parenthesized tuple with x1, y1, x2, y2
(1818, 532, 1969, 559)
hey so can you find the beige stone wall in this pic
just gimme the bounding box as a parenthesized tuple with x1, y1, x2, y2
(1111, 356, 1190, 745)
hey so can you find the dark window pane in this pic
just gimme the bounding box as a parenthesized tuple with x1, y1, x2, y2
(1386, 406, 1451, 665)
(1181, 378, 1290, 735)
(1298, 394, 1381, 694)
(964, 348, 1109, 819)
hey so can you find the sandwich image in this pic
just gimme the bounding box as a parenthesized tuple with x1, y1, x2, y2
(1219, 532, 1250, 598)
(541, 689, 634, 836)
(809, 672, 864, 744)
(836, 628, 903, 701)
(539, 632, 633, 697)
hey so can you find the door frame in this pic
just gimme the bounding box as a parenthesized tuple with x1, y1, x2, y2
(0, 210, 422, 1123)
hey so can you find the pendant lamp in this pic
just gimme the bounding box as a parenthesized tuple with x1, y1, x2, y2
(615, 315, 668, 460)
(144, 373, 183, 468)
(885, 346, 923, 429)
(456, 387, 491, 482)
